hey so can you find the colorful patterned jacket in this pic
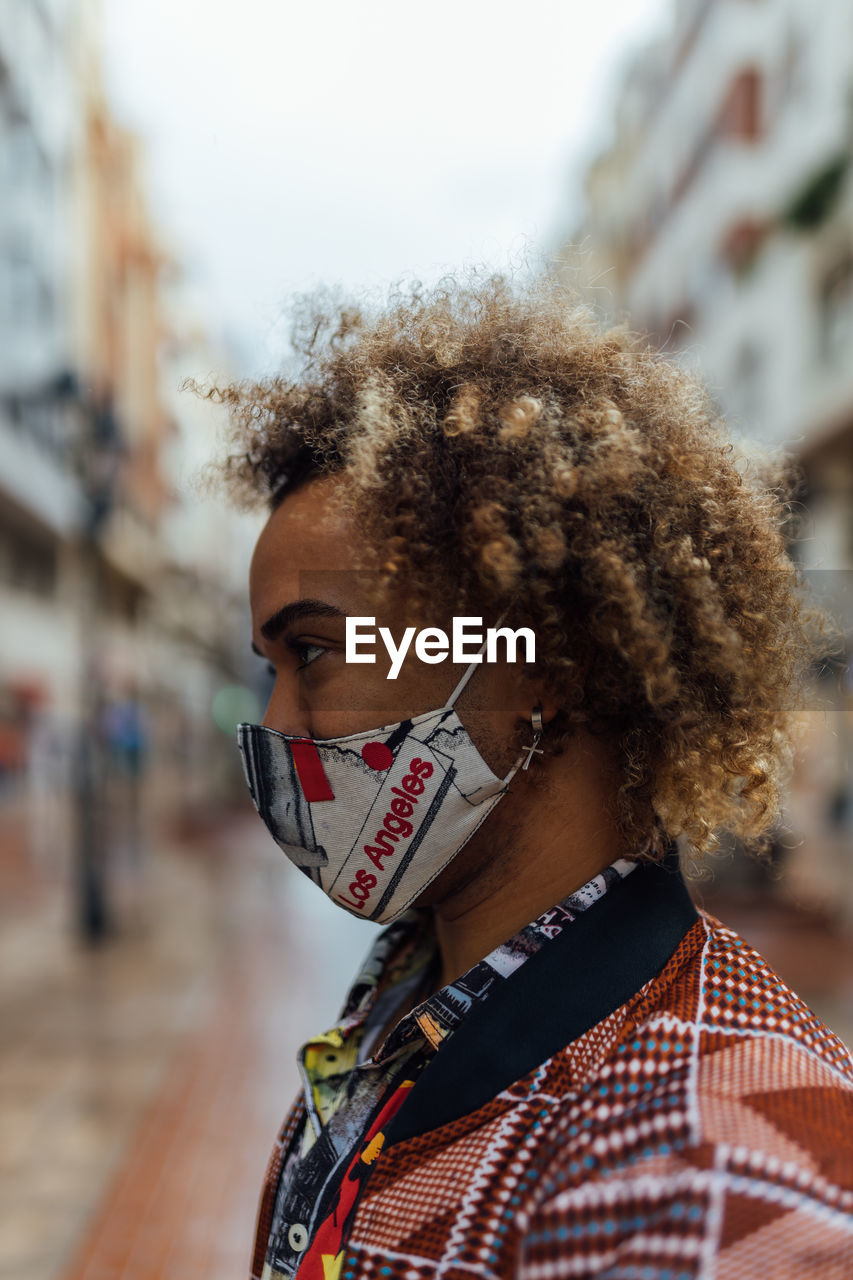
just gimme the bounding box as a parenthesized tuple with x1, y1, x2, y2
(254, 857, 853, 1278)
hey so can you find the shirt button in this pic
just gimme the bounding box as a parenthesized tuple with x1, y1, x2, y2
(288, 1223, 309, 1253)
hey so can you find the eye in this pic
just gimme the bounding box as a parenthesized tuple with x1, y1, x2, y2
(292, 641, 327, 670)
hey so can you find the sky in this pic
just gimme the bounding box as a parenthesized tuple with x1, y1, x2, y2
(101, 0, 670, 375)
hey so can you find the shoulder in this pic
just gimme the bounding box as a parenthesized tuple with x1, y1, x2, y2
(528, 908, 853, 1119)
(685, 912, 853, 1191)
(599, 908, 853, 1082)
(555, 909, 853, 1161)
(682, 911, 853, 1122)
(519, 913, 853, 1273)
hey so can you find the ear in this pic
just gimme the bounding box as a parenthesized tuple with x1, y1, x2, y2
(528, 689, 561, 727)
(511, 668, 561, 727)
(515, 648, 592, 727)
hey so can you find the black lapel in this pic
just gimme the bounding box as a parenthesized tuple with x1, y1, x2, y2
(386, 846, 698, 1145)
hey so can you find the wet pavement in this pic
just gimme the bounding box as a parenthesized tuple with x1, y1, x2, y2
(0, 801, 379, 1280)
(2, 801, 853, 1280)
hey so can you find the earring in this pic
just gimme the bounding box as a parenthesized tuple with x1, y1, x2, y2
(521, 705, 544, 771)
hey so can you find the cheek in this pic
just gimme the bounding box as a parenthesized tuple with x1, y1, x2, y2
(482, 727, 521, 778)
(302, 666, 422, 737)
(454, 665, 528, 776)
(459, 705, 522, 777)
(310, 655, 452, 728)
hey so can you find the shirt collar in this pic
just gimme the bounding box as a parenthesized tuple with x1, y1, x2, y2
(386, 840, 698, 1145)
(375, 856, 639, 1060)
(305, 823, 667, 1077)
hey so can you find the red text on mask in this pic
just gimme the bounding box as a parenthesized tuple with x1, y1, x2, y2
(335, 758, 434, 911)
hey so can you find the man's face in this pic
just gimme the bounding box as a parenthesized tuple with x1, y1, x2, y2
(249, 474, 531, 779)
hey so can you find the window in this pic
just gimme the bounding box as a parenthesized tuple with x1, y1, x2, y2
(0, 510, 57, 597)
(819, 256, 853, 365)
(718, 68, 763, 142)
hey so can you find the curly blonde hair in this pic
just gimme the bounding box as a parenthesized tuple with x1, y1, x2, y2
(208, 273, 832, 857)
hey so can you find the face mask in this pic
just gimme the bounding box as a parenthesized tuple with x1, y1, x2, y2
(236, 649, 539, 925)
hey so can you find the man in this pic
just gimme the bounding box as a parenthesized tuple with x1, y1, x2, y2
(219, 275, 853, 1278)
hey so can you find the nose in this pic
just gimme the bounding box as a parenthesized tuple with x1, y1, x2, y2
(261, 675, 312, 737)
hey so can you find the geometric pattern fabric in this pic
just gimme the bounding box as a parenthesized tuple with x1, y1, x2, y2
(322, 916, 853, 1278)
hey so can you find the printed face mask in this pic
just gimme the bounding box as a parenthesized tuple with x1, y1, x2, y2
(236, 653, 532, 924)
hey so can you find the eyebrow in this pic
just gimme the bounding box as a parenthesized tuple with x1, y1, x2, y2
(252, 599, 347, 654)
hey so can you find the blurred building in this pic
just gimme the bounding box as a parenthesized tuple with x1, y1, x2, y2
(568, 0, 853, 459)
(0, 0, 260, 925)
(0, 0, 83, 719)
(561, 0, 853, 904)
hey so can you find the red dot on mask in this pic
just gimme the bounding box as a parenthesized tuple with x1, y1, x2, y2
(361, 741, 393, 771)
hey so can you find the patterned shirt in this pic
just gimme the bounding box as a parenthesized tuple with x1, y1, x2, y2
(253, 848, 853, 1280)
(253, 849, 853, 1280)
(260, 858, 640, 1279)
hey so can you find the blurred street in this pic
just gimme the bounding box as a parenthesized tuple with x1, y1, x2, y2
(0, 795, 378, 1280)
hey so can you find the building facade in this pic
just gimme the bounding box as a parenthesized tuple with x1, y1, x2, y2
(562, 0, 853, 904)
(0, 0, 84, 718)
(0, 2, 259, 929)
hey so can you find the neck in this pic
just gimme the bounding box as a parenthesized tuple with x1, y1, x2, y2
(428, 728, 640, 987)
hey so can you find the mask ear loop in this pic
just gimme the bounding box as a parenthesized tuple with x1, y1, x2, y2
(442, 614, 545, 786)
(443, 612, 509, 710)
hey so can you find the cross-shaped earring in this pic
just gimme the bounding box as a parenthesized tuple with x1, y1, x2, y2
(521, 705, 544, 771)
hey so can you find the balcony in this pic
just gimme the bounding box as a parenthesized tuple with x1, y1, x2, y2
(0, 408, 81, 537)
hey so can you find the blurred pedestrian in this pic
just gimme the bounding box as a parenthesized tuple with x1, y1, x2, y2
(101, 689, 148, 858)
(0, 685, 26, 799)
